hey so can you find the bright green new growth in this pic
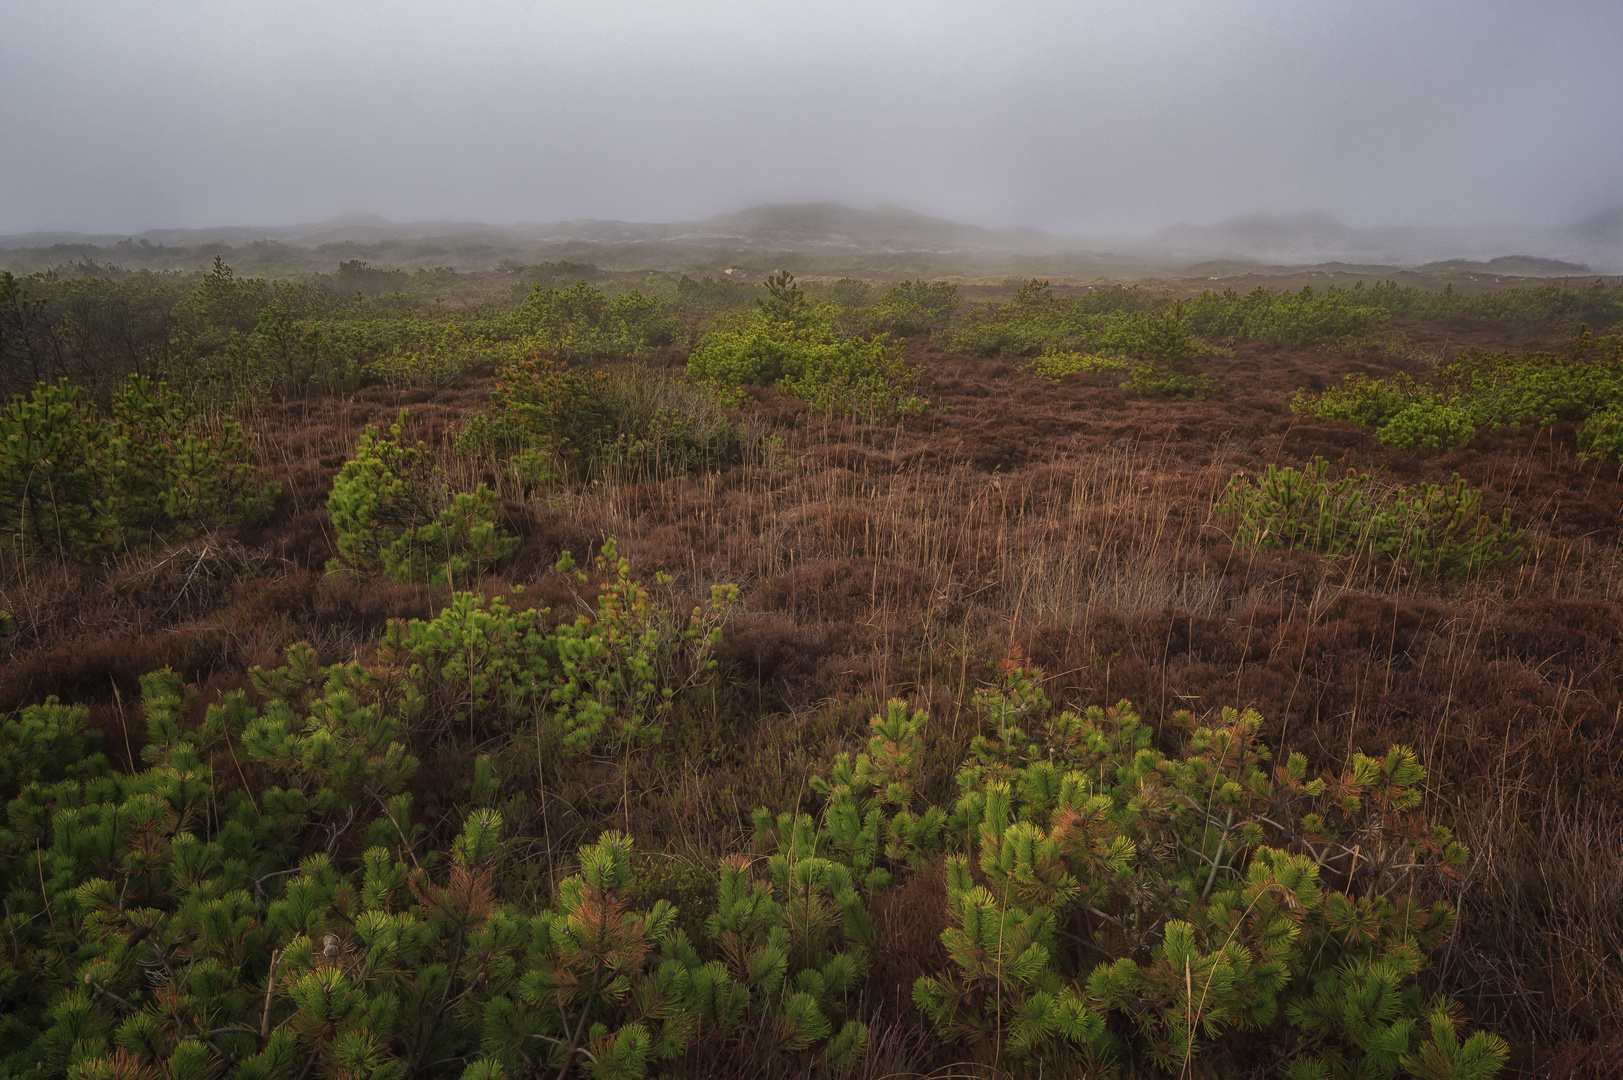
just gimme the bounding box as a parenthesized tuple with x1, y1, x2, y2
(1578, 406, 1623, 462)
(1025, 351, 1131, 382)
(326, 410, 516, 586)
(0, 375, 279, 554)
(1216, 458, 1524, 578)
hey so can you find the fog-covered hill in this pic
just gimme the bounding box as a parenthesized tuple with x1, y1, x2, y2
(3, 202, 1618, 275)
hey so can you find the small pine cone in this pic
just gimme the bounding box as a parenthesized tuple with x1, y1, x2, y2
(323, 934, 341, 958)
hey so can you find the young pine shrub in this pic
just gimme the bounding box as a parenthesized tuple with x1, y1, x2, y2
(902, 666, 1506, 1078)
(1215, 458, 1524, 579)
(457, 354, 768, 485)
(1577, 407, 1623, 462)
(865, 279, 960, 338)
(1025, 351, 1130, 383)
(0, 375, 279, 558)
(373, 542, 738, 753)
(326, 410, 515, 587)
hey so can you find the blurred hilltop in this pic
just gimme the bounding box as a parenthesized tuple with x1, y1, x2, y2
(2, 201, 1619, 278)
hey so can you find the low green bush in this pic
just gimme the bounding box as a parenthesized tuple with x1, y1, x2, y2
(377, 541, 738, 753)
(1577, 407, 1623, 463)
(1295, 330, 1623, 456)
(458, 354, 770, 484)
(0, 626, 1511, 1080)
(1375, 398, 1478, 452)
(1184, 285, 1390, 348)
(687, 313, 926, 419)
(512, 281, 681, 362)
(953, 281, 1384, 359)
(1025, 351, 1131, 382)
(1216, 458, 1523, 578)
(0, 375, 279, 556)
(865, 280, 959, 337)
(326, 411, 515, 586)
(1124, 362, 1223, 400)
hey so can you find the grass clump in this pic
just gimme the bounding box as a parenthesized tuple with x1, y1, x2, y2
(1217, 457, 1523, 578)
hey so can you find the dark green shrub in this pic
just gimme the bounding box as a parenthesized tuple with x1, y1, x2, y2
(1183, 285, 1389, 348)
(865, 280, 959, 337)
(458, 354, 768, 484)
(906, 678, 1502, 1076)
(1293, 372, 1419, 429)
(326, 411, 515, 586)
(1295, 329, 1623, 456)
(512, 281, 679, 362)
(1125, 363, 1223, 400)
(0, 375, 278, 556)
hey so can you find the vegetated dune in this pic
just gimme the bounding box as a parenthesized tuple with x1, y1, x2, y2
(4, 296, 1621, 1074)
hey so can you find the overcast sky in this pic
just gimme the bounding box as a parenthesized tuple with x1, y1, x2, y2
(2, 0, 1620, 236)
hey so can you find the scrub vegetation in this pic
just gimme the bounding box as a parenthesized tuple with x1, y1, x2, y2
(2, 256, 1622, 1079)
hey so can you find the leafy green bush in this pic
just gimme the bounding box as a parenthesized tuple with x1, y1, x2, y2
(0, 375, 279, 555)
(918, 681, 1501, 1075)
(953, 281, 1382, 359)
(1216, 458, 1523, 578)
(1326, 278, 1623, 329)
(1293, 372, 1419, 429)
(1125, 363, 1223, 400)
(369, 322, 530, 389)
(865, 280, 959, 337)
(326, 411, 515, 586)
(378, 541, 737, 753)
(0, 625, 1512, 1080)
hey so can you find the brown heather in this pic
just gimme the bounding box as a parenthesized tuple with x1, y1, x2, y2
(4, 320, 1622, 1077)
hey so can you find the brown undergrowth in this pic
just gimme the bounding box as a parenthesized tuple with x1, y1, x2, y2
(3, 329, 1622, 1076)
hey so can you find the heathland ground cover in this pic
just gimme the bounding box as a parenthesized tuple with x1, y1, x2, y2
(1, 261, 1621, 1078)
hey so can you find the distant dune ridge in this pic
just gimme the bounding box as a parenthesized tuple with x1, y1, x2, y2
(2, 201, 1618, 275)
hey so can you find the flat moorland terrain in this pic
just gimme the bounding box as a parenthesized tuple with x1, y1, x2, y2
(3, 266, 1622, 1078)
